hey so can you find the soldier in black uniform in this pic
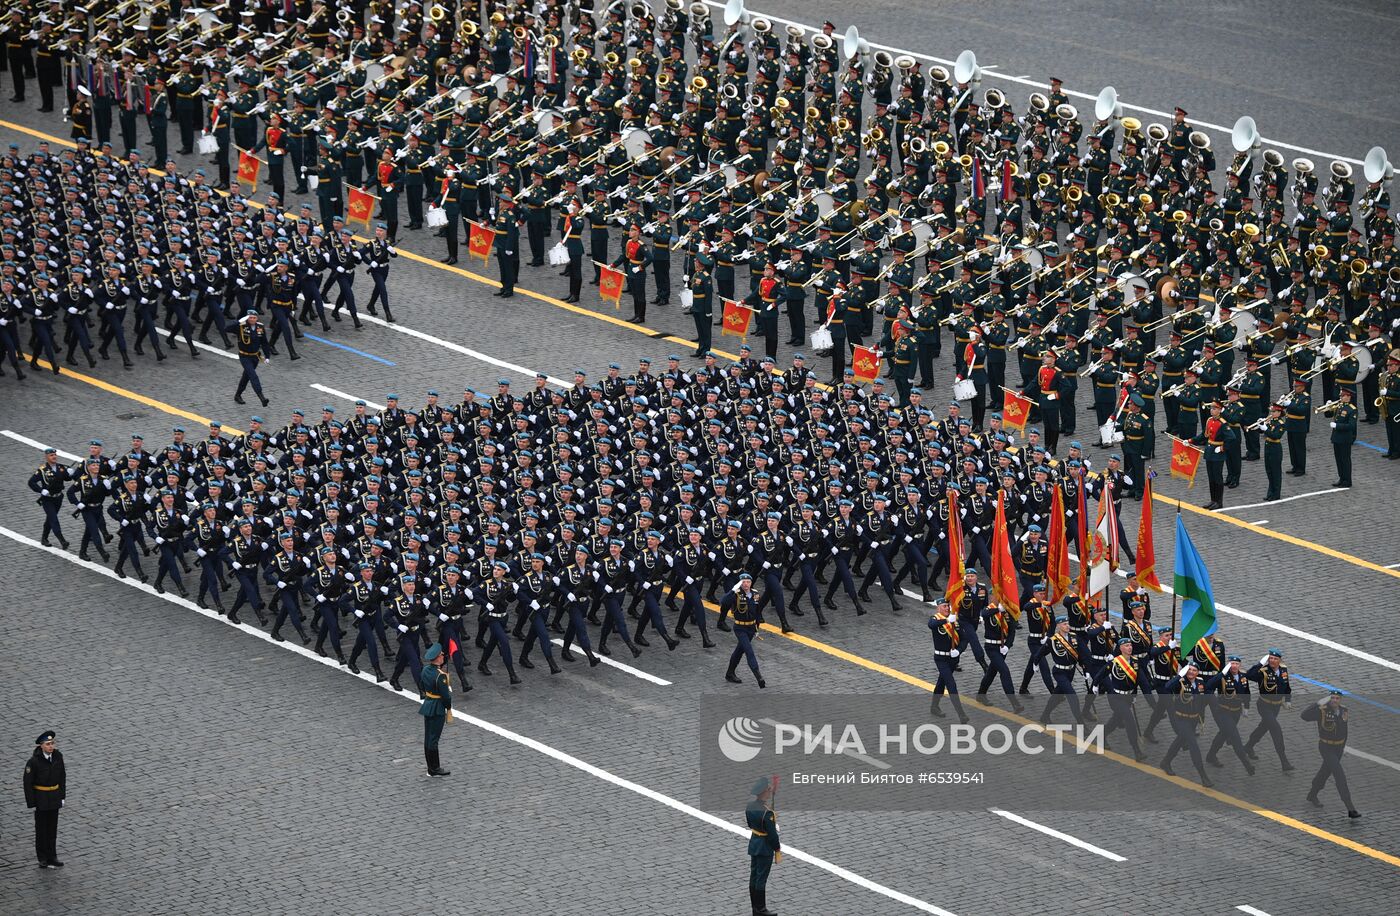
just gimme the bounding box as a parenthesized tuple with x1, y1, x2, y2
(1243, 648, 1294, 771)
(1092, 638, 1148, 761)
(27, 448, 70, 549)
(23, 730, 65, 869)
(929, 598, 970, 724)
(1204, 655, 1256, 775)
(234, 312, 272, 407)
(1302, 691, 1360, 818)
(723, 573, 767, 687)
(745, 777, 781, 916)
(1035, 617, 1085, 724)
(1159, 660, 1214, 787)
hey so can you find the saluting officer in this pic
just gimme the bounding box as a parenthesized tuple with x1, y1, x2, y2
(1302, 691, 1360, 819)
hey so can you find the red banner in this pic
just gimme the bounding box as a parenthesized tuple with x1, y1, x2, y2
(467, 221, 496, 264)
(1135, 474, 1164, 592)
(721, 300, 753, 337)
(347, 185, 377, 229)
(1047, 483, 1071, 604)
(852, 345, 881, 384)
(1001, 387, 1032, 432)
(991, 491, 1020, 618)
(946, 489, 966, 608)
(1170, 436, 1203, 488)
(598, 263, 626, 308)
(236, 149, 261, 192)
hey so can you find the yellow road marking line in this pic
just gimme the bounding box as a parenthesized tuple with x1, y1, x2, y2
(2, 118, 1390, 577)
(18, 353, 241, 435)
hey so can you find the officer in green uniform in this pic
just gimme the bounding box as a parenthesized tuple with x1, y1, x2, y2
(146, 76, 169, 167)
(171, 60, 200, 154)
(1284, 378, 1311, 475)
(745, 777, 780, 916)
(1120, 394, 1151, 493)
(1261, 403, 1286, 501)
(689, 253, 714, 356)
(418, 643, 453, 777)
(1237, 355, 1267, 460)
(1325, 388, 1357, 487)
(892, 318, 917, 406)
(1221, 387, 1247, 488)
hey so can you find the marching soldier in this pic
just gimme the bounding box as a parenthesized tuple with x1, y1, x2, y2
(1303, 691, 1360, 818)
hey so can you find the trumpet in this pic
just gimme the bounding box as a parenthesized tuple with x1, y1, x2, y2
(1314, 398, 1345, 415)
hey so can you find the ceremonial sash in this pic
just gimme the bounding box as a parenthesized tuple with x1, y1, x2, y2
(1113, 655, 1139, 684)
(1195, 640, 1222, 671)
(1053, 634, 1078, 661)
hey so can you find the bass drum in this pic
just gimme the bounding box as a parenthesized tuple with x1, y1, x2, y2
(1354, 344, 1375, 382)
(1023, 246, 1046, 273)
(1230, 310, 1258, 347)
(622, 127, 652, 160)
(909, 219, 934, 258)
(953, 378, 977, 401)
(810, 190, 836, 217)
(1119, 271, 1150, 307)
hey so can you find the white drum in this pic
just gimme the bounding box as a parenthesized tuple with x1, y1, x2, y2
(307, 174, 319, 191)
(810, 326, 834, 354)
(679, 288, 695, 311)
(196, 133, 218, 154)
(953, 378, 977, 401)
(426, 206, 448, 229)
(1099, 420, 1124, 446)
(547, 241, 569, 266)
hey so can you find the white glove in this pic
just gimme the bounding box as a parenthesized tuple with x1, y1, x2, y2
(197, 548, 207, 558)
(1329, 422, 1336, 428)
(354, 609, 365, 619)
(277, 581, 287, 589)
(904, 535, 913, 543)
(1178, 665, 1191, 677)
(950, 648, 960, 658)
(972, 526, 981, 534)
(67, 306, 78, 314)
(732, 581, 744, 593)
(603, 584, 614, 593)
(1091, 686, 1100, 694)
(315, 594, 326, 603)
(155, 536, 165, 545)
(1259, 655, 1270, 666)
(438, 613, 449, 622)
(761, 560, 771, 569)
(1000, 645, 1008, 656)
(231, 560, 241, 570)
(530, 599, 541, 610)
(397, 624, 409, 633)
(566, 592, 577, 602)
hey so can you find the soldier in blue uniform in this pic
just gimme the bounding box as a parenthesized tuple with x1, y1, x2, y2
(1159, 660, 1214, 787)
(27, 447, 69, 549)
(723, 573, 767, 687)
(745, 777, 781, 916)
(233, 311, 272, 407)
(928, 598, 970, 724)
(1243, 648, 1294, 771)
(418, 644, 452, 777)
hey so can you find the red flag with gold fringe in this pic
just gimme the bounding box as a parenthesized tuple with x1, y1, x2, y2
(991, 490, 1020, 618)
(1001, 387, 1032, 432)
(721, 299, 753, 337)
(1047, 483, 1071, 604)
(1135, 473, 1164, 591)
(852, 345, 881, 384)
(597, 262, 626, 308)
(946, 489, 966, 608)
(1170, 436, 1203, 487)
(346, 185, 377, 229)
(236, 148, 262, 192)
(467, 220, 496, 265)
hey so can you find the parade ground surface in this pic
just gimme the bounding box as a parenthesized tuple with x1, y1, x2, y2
(3, 2, 1400, 914)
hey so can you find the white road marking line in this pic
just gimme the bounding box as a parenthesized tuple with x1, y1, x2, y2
(357, 313, 570, 387)
(1251, 519, 1271, 526)
(1346, 746, 1400, 774)
(310, 384, 386, 411)
(1, 430, 82, 462)
(1236, 906, 1274, 916)
(757, 717, 891, 770)
(548, 638, 672, 686)
(1384, 562, 1400, 570)
(191, 338, 239, 360)
(990, 809, 1126, 862)
(0, 522, 956, 916)
(1219, 488, 1347, 513)
(696, 1, 1365, 165)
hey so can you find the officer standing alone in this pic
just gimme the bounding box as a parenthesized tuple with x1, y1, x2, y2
(745, 777, 780, 916)
(23, 730, 66, 868)
(418, 644, 452, 778)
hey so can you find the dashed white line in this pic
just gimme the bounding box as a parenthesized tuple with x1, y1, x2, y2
(310, 383, 386, 411)
(1236, 905, 1275, 916)
(357, 313, 570, 387)
(1, 430, 82, 462)
(0, 521, 956, 916)
(1219, 489, 1347, 513)
(1346, 746, 1400, 774)
(548, 638, 672, 686)
(990, 809, 1127, 862)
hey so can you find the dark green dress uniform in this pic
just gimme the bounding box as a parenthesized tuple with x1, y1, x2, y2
(745, 780, 781, 916)
(689, 259, 714, 356)
(1284, 385, 1311, 474)
(1325, 395, 1357, 487)
(417, 644, 452, 777)
(23, 731, 65, 868)
(1261, 411, 1286, 501)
